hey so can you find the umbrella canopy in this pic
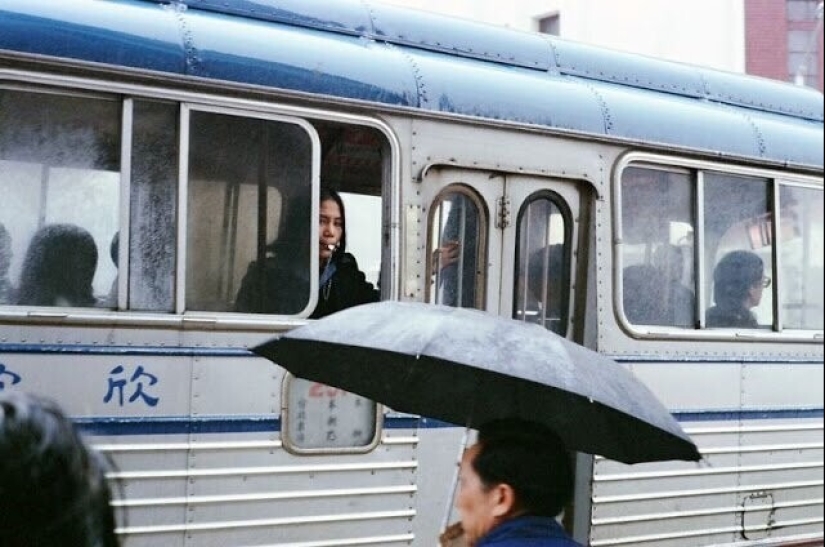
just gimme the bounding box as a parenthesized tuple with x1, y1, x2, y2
(253, 301, 700, 464)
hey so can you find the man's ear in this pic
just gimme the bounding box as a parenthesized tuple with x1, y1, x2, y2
(489, 483, 517, 518)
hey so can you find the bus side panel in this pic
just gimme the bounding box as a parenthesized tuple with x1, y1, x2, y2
(589, 360, 824, 547)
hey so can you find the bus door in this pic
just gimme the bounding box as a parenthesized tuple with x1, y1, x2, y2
(423, 167, 581, 336)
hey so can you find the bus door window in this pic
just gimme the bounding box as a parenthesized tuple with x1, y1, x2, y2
(513, 194, 571, 336)
(703, 173, 773, 328)
(620, 167, 696, 328)
(427, 187, 486, 309)
(185, 110, 315, 315)
(0, 88, 120, 308)
(778, 185, 823, 330)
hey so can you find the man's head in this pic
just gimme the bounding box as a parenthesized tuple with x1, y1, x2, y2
(713, 250, 766, 308)
(456, 418, 573, 544)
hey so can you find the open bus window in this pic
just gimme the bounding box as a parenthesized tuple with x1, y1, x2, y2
(427, 186, 486, 309)
(186, 110, 315, 315)
(281, 374, 380, 454)
(0, 88, 120, 308)
(513, 193, 571, 336)
(620, 167, 696, 328)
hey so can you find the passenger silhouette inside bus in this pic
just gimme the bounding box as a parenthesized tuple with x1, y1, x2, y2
(622, 264, 667, 325)
(706, 250, 767, 328)
(653, 244, 694, 327)
(15, 224, 98, 307)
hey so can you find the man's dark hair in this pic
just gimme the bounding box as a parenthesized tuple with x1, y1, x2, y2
(713, 250, 764, 308)
(473, 418, 573, 518)
(0, 391, 119, 547)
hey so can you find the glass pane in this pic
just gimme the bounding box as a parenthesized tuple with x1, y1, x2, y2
(621, 167, 695, 327)
(283, 376, 378, 451)
(513, 196, 569, 335)
(0, 89, 120, 308)
(128, 100, 178, 312)
(703, 172, 772, 328)
(780, 185, 823, 330)
(429, 190, 483, 308)
(187, 111, 313, 314)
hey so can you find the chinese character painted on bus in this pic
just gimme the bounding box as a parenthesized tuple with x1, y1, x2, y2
(0, 363, 22, 390)
(103, 365, 159, 407)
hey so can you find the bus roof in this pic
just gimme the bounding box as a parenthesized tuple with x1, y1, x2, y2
(1, 0, 823, 169)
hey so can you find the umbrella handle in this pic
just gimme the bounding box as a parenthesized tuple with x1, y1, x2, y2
(440, 427, 470, 533)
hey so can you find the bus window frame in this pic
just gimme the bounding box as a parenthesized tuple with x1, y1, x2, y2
(512, 189, 575, 337)
(424, 183, 489, 309)
(614, 151, 824, 342)
(0, 72, 401, 329)
(178, 103, 322, 318)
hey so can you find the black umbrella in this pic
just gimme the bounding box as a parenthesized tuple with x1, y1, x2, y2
(253, 301, 700, 464)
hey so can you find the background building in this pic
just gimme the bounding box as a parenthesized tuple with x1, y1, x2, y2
(383, 0, 824, 91)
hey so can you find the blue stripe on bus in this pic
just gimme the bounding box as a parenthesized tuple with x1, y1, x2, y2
(674, 408, 824, 422)
(0, 343, 254, 357)
(73, 410, 822, 436)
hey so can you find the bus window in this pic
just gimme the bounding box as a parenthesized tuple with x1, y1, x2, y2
(128, 100, 178, 312)
(620, 167, 696, 328)
(704, 172, 773, 329)
(513, 193, 570, 335)
(0, 88, 120, 308)
(186, 111, 314, 314)
(779, 185, 822, 330)
(427, 187, 486, 309)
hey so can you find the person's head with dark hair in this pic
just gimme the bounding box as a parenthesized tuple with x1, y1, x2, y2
(712, 250, 765, 310)
(455, 418, 578, 546)
(319, 187, 347, 262)
(15, 224, 98, 307)
(0, 391, 119, 547)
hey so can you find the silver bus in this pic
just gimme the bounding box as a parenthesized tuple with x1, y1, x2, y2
(0, 0, 822, 545)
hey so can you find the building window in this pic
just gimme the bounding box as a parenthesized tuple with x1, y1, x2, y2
(537, 13, 560, 36)
(787, 0, 823, 87)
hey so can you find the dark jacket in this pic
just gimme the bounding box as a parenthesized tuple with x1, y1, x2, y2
(476, 516, 582, 547)
(706, 304, 758, 328)
(235, 251, 377, 317)
(311, 252, 379, 319)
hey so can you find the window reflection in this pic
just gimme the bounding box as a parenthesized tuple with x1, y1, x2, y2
(186, 111, 313, 314)
(513, 195, 570, 335)
(0, 89, 120, 308)
(620, 167, 695, 328)
(428, 189, 484, 309)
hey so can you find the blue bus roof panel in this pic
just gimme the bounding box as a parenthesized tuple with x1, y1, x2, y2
(409, 50, 606, 133)
(1, 0, 822, 169)
(0, 0, 184, 74)
(185, 9, 418, 106)
(164, 0, 554, 71)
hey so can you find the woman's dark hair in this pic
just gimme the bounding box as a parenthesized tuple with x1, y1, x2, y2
(320, 187, 347, 254)
(473, 418, 573, 518)
(15, 224, 98, 306)
(0, 391, 119, 547)
(712, 250, 764, 308)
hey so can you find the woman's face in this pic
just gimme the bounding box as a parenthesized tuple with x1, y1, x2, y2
(319, 198, 343, 261)
(456, 444, 501, 544)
